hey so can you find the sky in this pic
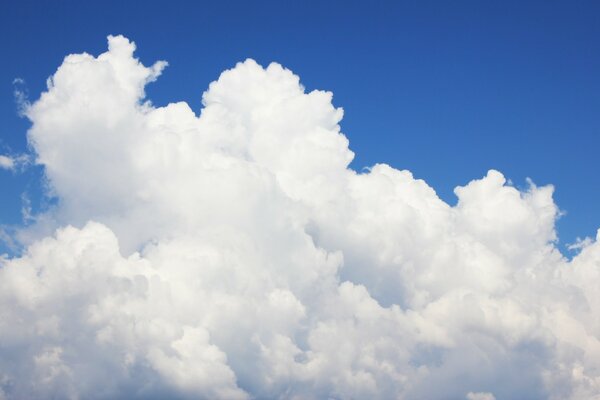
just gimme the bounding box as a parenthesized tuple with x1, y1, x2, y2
(0, 2, 600, 399)
(1, 0, 599, 251)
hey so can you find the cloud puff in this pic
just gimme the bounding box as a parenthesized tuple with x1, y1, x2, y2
(0, 155, 15, 170)
(467, 392, 496, 400)
(1, 35, 599, 399)
(0, 154, 29, 171)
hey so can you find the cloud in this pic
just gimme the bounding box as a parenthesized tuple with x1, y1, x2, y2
(0, 155, 15, 170)
(13, 77, 30, 117)
(0, 154, 29, 172)
(0, 35, 599, 399)
(467, 392, 496, 400)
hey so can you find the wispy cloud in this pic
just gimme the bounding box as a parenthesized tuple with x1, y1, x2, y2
(13, 77, 30, 117)
(0, 153, 30, 172)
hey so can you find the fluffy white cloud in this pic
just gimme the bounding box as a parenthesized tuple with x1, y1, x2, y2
(1, 35, 599, 399)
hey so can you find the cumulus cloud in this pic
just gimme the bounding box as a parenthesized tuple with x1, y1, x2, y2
(0, 35, 599, 399)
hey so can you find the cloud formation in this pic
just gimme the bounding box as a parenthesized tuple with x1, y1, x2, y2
(0, 155, 15, 170)
(1, 35, 599, 399)
(0, 154, 28, 171)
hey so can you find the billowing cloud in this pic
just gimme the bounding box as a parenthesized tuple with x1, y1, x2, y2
(1, 35, 599, 399)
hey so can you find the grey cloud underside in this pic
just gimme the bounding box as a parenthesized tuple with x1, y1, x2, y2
(1, 35, 599, 400)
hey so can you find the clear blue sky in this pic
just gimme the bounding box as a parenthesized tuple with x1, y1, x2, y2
(1, 0, 599, 252)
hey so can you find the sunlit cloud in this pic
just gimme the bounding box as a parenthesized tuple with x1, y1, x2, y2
(0, 36, 599, 400)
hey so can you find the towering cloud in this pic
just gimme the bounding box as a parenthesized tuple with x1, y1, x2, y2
(0, 35, 599, 399)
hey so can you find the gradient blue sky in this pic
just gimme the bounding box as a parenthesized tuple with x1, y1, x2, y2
(1, 0, 599, 252)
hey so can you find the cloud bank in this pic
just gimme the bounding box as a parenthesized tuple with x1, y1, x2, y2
(1, 35, 599, 399)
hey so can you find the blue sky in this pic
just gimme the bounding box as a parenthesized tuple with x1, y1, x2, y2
(1, 0, 599, 251)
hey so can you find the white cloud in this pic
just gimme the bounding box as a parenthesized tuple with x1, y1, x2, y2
(0, 154, 29, 171)
(0, 35, 599, 399)
(568, 236, 595, 252)
(466, 392, 496, 400)
(0, 155, 14, 170)
(13, 77, 30, 117)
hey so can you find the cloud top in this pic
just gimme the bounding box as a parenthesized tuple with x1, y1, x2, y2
(0, 35, 599, 399)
